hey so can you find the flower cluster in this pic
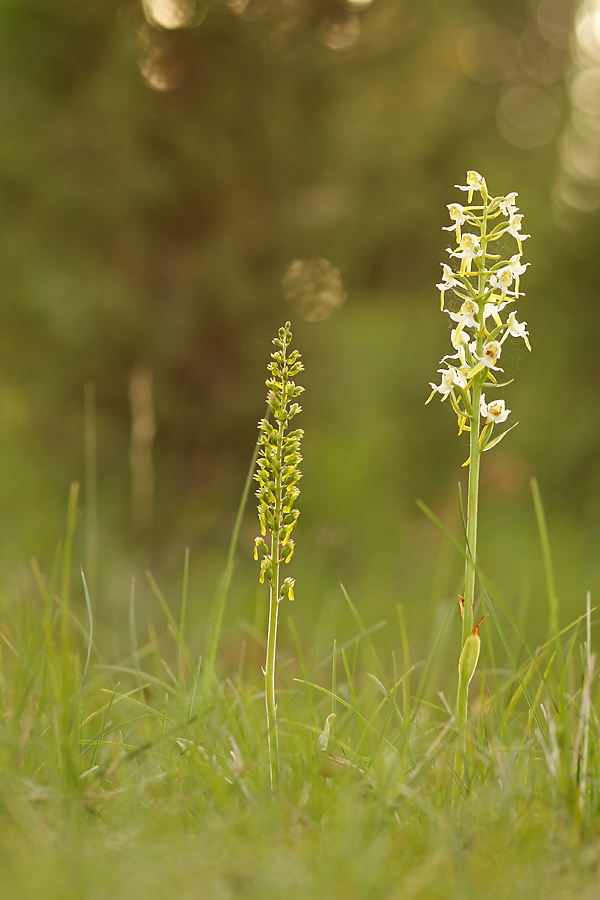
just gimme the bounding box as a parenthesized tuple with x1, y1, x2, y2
(254, 322, 304, 603)
(427, 171, 531, 459)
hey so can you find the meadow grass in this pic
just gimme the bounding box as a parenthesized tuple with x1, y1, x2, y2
(0, 469, 598, 899)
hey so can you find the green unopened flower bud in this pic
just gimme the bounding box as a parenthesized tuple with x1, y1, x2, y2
(279, 576, 295, 602)
(254, 536, 268, 560)
(259, 558, 272, 584)
(458, 616, 485, 688)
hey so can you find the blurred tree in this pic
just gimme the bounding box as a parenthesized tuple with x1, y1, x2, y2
(0, 0, 593, 556)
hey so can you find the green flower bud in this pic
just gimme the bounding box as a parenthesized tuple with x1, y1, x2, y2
(458, 616, 485, 689)
(280, 577, 295, 602)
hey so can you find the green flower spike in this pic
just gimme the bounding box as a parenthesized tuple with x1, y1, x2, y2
(253, 321, 304, 790)
(427, 171, 532, 799)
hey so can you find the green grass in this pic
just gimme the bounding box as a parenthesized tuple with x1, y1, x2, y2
(0, 477, 598, 899)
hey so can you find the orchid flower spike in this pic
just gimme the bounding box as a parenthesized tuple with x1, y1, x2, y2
(429, 170, 530, 448)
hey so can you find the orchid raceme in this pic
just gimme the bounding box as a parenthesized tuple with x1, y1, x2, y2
(428, 171, 532, 798)
(254, 322, 304, 791)
(430, 170, 531, 454)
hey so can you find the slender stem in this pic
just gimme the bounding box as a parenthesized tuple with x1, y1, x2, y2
(454, 386, 482, 797)
(530, 477, 561, 658)
(265, 565, 280, 791)
(265, 416, 284, 791)
(84, 381, 98, 603)
(461, 380, 482, 648)
(454, 193, 488, 797)
(61, 481, 80, 683)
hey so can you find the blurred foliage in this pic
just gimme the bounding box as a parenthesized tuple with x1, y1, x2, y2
(0, 0, 598, 657)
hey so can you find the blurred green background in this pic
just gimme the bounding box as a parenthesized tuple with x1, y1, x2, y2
(0, 0, 598, 675)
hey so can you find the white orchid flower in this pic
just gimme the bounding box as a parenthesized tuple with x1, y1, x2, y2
(442, 203, 468, 242)
(469, 340, 503, 378)
(447, 233, 482, 275)
(447, 299, 479, 331)
(506, 254, 529, 277)
(436, 263, 461, 310)
(442, 327, 470, 364)
(480, 394, 510, 424)
(503, 311, 531, 351)
(506, 214, 530, 253)
(498, 193, 518, 217)
(489, 266, 515, 297)
(454, 369, 468, 389)
(426, 367, 460, 404)
(481, 340, 502, 368)
(484, 298, 510, 329)
(454, 171, 487, 203)
(506, 254, 530, 295)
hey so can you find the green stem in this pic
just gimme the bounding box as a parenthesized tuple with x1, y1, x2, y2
(265, 417, 284, 791)
(461, 379, 482, 648)
(454, 381, 482, 797)
(61, 481, 80, 688)
(265, 562, 280, 791)
(454, 195, 488, 797)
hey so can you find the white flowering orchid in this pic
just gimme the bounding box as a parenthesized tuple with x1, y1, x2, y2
(447, 233, 482, 275)
(503, 311, 531, 350)
(428, 172, 539, 783)
(428, 172, 532, 758)
(442, 203, 468, 242)
(480, 394, 510, 424)
(455, 171, 487, 203)
(429, 171, 529, 470)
